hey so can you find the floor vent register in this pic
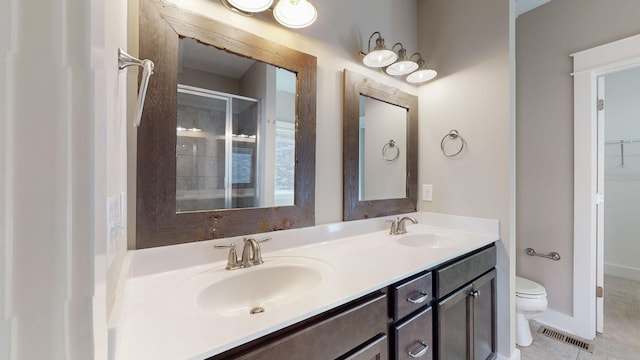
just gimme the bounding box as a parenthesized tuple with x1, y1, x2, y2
(537, 326, 594, 353)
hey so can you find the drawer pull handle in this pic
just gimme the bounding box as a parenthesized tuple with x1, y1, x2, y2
(408, 340, 429, 358)
(407, 291, 429, 304)
(469, 290, 480, 298)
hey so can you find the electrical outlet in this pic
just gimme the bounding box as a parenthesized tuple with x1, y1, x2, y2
(422, 184, 433, 201)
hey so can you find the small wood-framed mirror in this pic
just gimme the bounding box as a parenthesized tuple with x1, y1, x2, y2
(342, 70, 418, 220)
(136, 0, 317, 248)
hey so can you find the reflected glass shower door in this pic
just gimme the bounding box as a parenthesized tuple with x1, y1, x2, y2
(230, 97, 259, 209)
(176, 85, 259, 212)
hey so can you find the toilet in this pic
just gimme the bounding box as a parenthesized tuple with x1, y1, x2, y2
(515, 276, 548, 347)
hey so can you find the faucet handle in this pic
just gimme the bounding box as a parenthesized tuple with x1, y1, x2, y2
(256, 237, 271, 244)
(386, 218, 399, 235)
(214, 243, 241, 270)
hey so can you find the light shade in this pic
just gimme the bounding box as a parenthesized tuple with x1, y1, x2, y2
(385, 43, 418, 76)
(363, 50, 397, 68)
(386, 60, 419, 76)
(405, 53, 437, 84)
(362, 33, 397, 68)
(227, 0, 274, 12)
(273, 0, 317, 29)
(406, 68, 438, 84)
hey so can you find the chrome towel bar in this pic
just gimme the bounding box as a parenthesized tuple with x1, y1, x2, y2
(118, 48, 155, 127)
(525, 248, 561, 261)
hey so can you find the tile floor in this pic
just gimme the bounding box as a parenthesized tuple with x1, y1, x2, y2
(518, 275, 640, 360)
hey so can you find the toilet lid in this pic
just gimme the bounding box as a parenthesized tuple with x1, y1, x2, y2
(516, 276, 546, 296)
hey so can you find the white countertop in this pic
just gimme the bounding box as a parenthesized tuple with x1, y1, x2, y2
(114, 212, 500, 360)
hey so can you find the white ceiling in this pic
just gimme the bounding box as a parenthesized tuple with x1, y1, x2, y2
(516, 0, 551, 16)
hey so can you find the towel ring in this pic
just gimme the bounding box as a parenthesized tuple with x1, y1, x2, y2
(382, 140, 400, 161)
(440, 130, 464, 157)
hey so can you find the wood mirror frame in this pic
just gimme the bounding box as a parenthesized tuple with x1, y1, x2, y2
(342, 70, 418, 221)
(137, 0, 317, 248)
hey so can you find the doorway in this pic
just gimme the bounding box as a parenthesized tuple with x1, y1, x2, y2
(572, 33, 640, 340)
(597, 67, 640, 339)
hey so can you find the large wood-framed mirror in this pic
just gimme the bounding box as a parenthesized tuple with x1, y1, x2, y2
(137, 0, 317, 248)
(343, 70, 418, 220)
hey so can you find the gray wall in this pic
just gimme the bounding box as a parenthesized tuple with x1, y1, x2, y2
(418, 0, 514, 355)
(516, 0, 640, 315)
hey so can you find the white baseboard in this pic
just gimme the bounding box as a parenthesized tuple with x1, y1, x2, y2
(497, 348, 521, 360)
(536, 308, 595, 340)
(604, 263, 640, 282)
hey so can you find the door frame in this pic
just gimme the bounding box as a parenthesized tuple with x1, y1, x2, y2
(571, 33, 640, 340)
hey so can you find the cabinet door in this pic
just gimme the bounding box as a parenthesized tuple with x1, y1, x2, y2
(437, 284, 472, 360)
(471, 269, 496, 360)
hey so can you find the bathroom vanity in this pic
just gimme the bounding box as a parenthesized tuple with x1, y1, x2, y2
(114, 213, 499, 360)
(206, 244, 496, 360)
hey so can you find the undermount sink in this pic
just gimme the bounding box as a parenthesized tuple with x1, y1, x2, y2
(396, 233, 463, 248)
(172, 256, 336, 317)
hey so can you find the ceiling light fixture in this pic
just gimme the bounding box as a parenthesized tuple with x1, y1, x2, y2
(360, 32, 397, 68)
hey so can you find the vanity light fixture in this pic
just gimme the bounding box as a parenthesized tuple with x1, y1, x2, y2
(385, 43, 418, 76)
(227, 0, 273, 13)
(405, 53, 438, 84)
(273, 0, 317, 29)
(221, 0, 317, 29)
(360, 32, 397, 68)
(360, 33, 437, 85)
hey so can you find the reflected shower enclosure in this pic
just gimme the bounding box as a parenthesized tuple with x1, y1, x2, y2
(176, 83, 296, 212)
(175, 37, 297, 213)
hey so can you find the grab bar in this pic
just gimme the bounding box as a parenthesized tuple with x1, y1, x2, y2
(525, 248, 561, 261)
(118, 48, 155, 127)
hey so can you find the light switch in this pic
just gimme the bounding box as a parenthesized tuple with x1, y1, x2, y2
(422, 184, 433, 201)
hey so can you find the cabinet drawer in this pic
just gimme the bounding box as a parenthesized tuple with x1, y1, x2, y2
(340, 334, 388, 360)
(436, 245, 496, 298)
(224, 292, 388, 360)
(393, 307, 433, 360)
(392, 272, 432, 320)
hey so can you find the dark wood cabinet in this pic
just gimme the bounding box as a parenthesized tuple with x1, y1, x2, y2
(340, 334, 389, 360)
(391, 272, 433, 321)
(208, 243, 497, 360)
(209, 291, 388, 360)
(393, 307, 433, 360)
(435, 246, 497, 360)
(389, 271, 434, 360)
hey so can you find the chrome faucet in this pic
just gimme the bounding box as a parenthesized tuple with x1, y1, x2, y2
(214, 237, 271, 270)
(388, 216, 418, 235)
(241, 237, 268, 267)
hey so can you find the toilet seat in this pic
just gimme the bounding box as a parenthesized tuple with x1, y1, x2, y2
(516, 276, 546, 297)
